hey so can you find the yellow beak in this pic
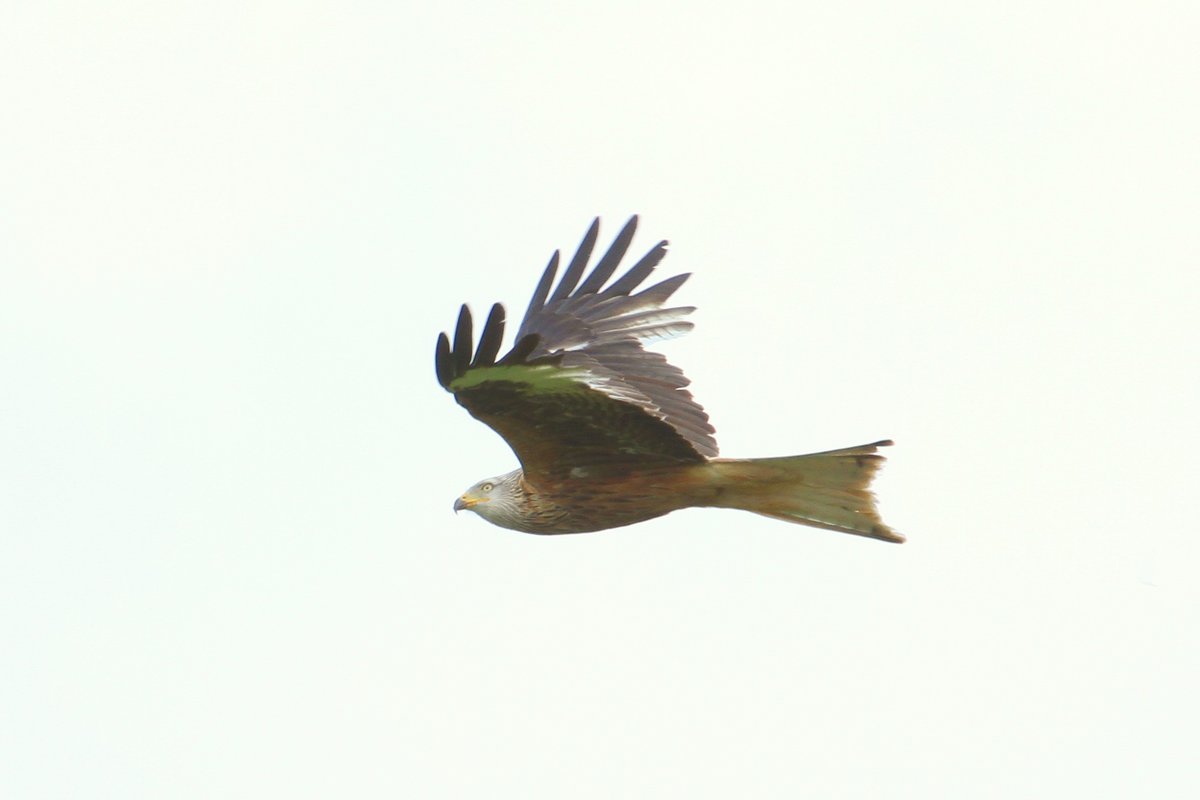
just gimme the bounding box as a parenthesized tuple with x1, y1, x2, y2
(454, 494, 486, 512)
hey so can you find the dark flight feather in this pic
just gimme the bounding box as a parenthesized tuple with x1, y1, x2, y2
(548, 218, 598, 302)
(522, 251, 559, 326)
(451, 304, 472, 377)
(576, 216, 638, 295)
(472, 303, 506, 368)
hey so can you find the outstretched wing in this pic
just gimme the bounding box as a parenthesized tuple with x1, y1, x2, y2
(435, 216, 717, 482)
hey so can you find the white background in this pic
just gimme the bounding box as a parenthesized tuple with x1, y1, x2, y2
(3, 2, 1197, 797)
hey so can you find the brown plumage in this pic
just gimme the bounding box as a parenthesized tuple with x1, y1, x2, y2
(436, 217, 903, 542)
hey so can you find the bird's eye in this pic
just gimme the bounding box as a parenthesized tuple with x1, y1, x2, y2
(481, 482, 494, 492)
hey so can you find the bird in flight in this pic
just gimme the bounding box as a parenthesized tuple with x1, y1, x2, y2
(435, 217, 902, 542)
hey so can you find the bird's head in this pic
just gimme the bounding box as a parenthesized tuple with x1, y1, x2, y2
(453, 470, 525, 528)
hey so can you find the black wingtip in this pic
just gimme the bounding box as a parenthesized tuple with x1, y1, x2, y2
(607, 237, 669, 296)
(577, 215, 639, 295)
(550, 219, 600, 302)
(633, 272, 690, 304)
(521, 250, 559, 332)
(499, 332, 540, 365)
(435, 332, 453, 389)
(472, 303, 506, 367)
(452, 304, 473, 378)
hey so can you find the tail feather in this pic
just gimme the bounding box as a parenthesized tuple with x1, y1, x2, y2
(705, 440, 903, 543)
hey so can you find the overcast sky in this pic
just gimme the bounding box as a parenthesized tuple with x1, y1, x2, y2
(3, 2, 1198, 798)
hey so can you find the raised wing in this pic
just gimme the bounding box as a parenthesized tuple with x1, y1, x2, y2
(435, 216, 717, 481)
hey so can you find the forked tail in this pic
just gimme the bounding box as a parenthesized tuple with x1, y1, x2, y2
(704, 440, 903, 543)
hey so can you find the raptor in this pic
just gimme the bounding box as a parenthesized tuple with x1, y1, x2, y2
(435, 217, 902, 542)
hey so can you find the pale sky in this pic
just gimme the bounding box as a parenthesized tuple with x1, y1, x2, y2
(3, 2, 1198, 798)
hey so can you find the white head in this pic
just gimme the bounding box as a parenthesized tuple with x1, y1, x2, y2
(453, 469, 527, 530)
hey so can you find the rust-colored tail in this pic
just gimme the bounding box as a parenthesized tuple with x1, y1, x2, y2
(703, 440, 903, 543)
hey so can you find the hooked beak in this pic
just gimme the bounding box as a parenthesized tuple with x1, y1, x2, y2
(454, 495, 482, 512)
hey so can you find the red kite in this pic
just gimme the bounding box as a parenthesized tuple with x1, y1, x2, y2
(435, 217, 902, 542)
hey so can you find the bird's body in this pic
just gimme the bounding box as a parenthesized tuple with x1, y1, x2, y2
(436, 217, 903, 543)
(461, 465, 691, 534)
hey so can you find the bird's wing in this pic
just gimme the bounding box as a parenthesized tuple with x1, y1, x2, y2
(435, 216, 717, 482)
